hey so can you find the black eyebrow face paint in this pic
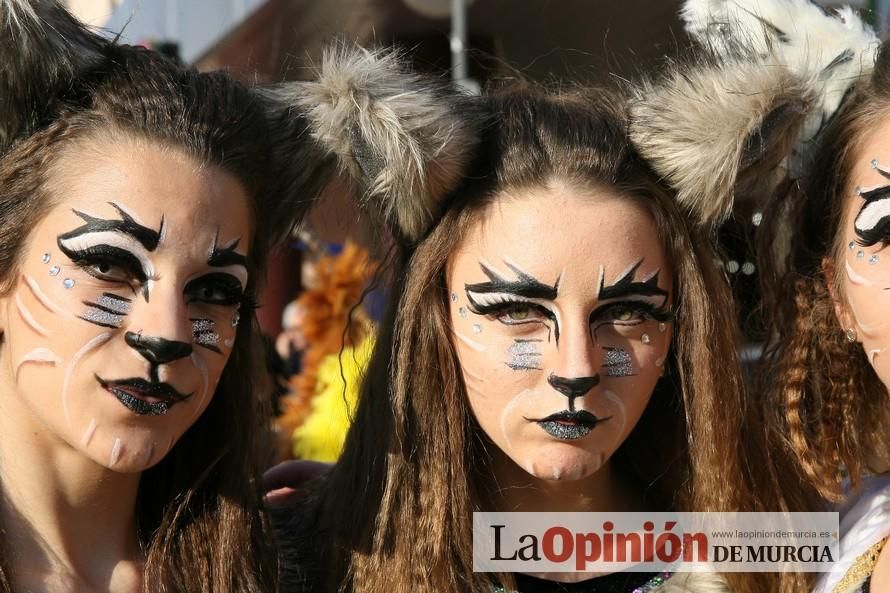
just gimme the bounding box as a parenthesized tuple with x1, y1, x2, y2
(208, 230, 247, 269)
(58, 202, 162, 251)
(598, 259, 669, 306)
(465, 261, 559, 300)
(464, 261, 562, 343)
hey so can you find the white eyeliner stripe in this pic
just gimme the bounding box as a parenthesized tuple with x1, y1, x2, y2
(63, 332, 111, 427)
(608, 260, 643, 286)
(641, 267, 661, 283)
(58, 232, 155, 280)
(855, 199, 890, 232)
(15, 292, 49, 336)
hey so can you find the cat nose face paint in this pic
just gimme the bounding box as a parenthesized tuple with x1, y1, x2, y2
(447, 185, 673, 483)
(0, 142, 251, 473)
(839, 124, 890, 389)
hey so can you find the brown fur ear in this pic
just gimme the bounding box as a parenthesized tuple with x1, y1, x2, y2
(267, 45, 485, 243)
(630, 59, 813, 228)
(0, 0, 105, 153)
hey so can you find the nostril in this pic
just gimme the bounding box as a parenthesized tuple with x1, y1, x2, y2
(547, 373, 600, 398)
(125, 331, 193, 365)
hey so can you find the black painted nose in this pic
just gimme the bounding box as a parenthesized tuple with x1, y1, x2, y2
(547, 373, 600, 410)
(125, 331, 192, 365)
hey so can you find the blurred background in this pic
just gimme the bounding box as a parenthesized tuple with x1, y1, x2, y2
(69, 0, 883, 462)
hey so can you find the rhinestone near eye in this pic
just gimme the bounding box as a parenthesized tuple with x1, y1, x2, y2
(472, 324, 482, 334)
(41, 253, 50, 263)
(849, 241, 856, 250)
(857, 251, 865, 259)
(869, 254, 880, 265)
(872, 159, 879, 169)
(62, 278, 75, 289)
(48, 265, 60, 276)
(641, 333, 651, 345)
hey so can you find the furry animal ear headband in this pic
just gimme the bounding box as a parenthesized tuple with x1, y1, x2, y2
(630, 0, 878, 228)
(267, 46, 484, 244)
(0, 0, 340, 245)
(0, 0, 104, 153)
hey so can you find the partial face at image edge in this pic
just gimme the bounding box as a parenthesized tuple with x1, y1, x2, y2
(0, 138, 252, 473)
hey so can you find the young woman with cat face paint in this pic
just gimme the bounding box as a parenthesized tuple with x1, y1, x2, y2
(630, 1, 890, 591)
(270, 49, 784, 593)
(0, 1, 345, 591)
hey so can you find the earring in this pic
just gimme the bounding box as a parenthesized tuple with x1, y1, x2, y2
(845, 328, 857, 342)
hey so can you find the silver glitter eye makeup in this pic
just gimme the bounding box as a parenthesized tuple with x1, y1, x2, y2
(603, 346, 632, 377)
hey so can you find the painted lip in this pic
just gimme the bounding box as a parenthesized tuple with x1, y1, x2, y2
(96, 374, 191, 416)
(529, 410, 611, 441)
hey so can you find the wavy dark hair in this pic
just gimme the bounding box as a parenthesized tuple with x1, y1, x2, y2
(757, 42, 890, 504)
(0, 2, 331, 591)
(277, 83, 777, 593)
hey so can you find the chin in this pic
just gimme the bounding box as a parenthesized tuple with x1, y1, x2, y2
(75, 427, 174, 473)
(518, 446, 608, 482)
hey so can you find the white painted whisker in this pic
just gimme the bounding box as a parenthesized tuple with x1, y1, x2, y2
(15, 293, 49, 336)
(62, 332, 111, 427)
(15, 347, 62, 381)
(81, 419, 97, 446)
(455, 331, 486, 352)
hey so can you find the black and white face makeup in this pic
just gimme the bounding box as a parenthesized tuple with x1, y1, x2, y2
(837, 129, 890, 389)
(0, 140, 251, 472)
(447, 184, 673, 483)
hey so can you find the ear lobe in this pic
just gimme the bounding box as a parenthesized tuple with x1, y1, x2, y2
(821, 256, 855, 337)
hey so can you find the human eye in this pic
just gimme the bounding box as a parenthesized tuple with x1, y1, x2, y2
(592, 301, 672, 328)
(185, 273, 244, 306)
(66, 245, 147, 284)
(466, 293, 551, 326)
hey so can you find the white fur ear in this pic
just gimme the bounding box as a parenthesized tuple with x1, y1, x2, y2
(0, 0, 105, 152)
(274, 45, 484, 243)
(682, 0, 878, 154)
(630, 0, 877, 229)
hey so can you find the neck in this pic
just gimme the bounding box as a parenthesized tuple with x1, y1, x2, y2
(0, 386, 141, 588)
(486, 449, 644, 513)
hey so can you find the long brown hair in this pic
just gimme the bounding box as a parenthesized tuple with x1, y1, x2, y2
(280, 83, 774, 593)
(0, 13, 331, 593)
(757, 42, 890, 503)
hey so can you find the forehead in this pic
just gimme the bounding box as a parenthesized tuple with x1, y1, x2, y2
(453, 184, 666, 284)
(45, 138, 251, 251)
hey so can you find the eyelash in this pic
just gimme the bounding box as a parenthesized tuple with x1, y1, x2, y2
(65, 245, 147, 285)
(590, 301, 673, 328)
(184, 273, 245, 307)
(467, 296, 554, 325)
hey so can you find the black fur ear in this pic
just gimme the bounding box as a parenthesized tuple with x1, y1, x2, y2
(265, 45, 485, 244)
(0, 0, 105, 153)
